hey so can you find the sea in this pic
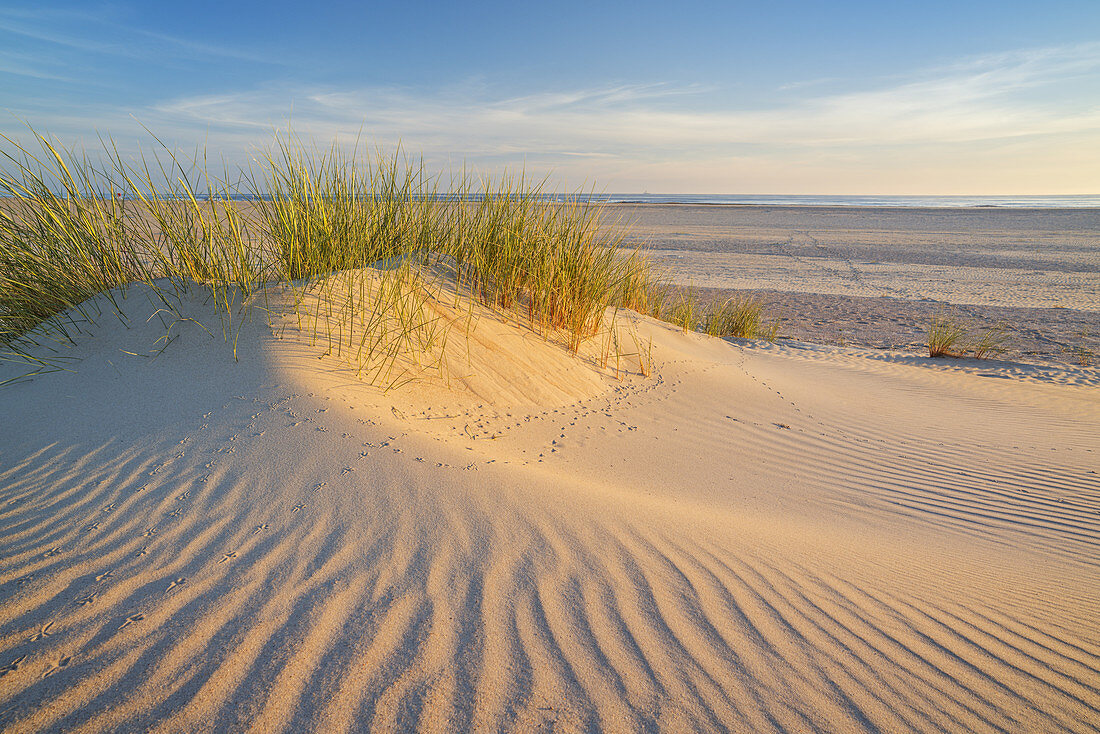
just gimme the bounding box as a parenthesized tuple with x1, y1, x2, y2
(218, 193, 1100, 208)
(560, 194, 1100, 208)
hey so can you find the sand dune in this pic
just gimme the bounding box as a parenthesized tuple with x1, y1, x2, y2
(1, 288, 1098, 732)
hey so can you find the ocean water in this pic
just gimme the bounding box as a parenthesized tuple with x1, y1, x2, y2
(584, 194, 1100, 208)
(220, 193, 1100, 208)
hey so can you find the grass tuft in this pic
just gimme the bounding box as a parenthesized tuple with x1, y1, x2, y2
(703, 294, 769, 338)
(927, 312, 970, 358)
(927, 312, 1011, 360)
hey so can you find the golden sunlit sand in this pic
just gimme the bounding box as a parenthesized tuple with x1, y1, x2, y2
(2, 278, 1098, 731)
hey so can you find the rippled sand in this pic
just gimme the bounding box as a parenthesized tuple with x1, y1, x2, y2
(2, 282, 1098, 732)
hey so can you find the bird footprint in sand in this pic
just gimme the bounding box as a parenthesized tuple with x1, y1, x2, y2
(95, 570, 114, 582)
(117, 614, 145, 632)
(42, 656, 72, 678)
(142, 527, 158, 537)
(165, 578, 186, 593)
(251, 523, 269, 535)
(43, 547, 62, 558)
(83, 523, 100, 532)
(0, 655, 28, 677)
(291, 503, 306, 513)
(77, 593, 97, 606)
(32, 622, 53, 641)
(218, 553, 236, 564)
(102, 503, 116, 513)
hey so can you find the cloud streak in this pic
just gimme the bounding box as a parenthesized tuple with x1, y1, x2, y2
(3, 42, 1098, 192)
(138, 42, 1100, 152)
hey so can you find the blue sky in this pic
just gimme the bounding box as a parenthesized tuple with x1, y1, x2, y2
(2, 1, 1099, 193)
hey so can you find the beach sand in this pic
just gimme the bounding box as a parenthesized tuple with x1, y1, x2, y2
(616, 204, 1100, 365)
(2, 277, 1099, 731)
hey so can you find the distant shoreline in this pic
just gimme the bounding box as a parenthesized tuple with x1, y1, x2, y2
(5, 194, 1098, 210)
(602, 201, 1100, 212)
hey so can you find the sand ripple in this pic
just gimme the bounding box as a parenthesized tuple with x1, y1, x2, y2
(1, 311, 1098, 732)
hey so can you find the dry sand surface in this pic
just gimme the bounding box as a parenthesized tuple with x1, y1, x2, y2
(617, 205, 1100, 366)
(1, 281, 1099, 732)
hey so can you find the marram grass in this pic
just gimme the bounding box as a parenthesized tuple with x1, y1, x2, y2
(0, 130, 662, 386)
(926, 310, 1010, 360)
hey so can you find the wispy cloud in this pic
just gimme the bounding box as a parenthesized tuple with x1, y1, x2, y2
(2, 42, 1098, 192)
(130, 42, 1100, 155)
(0, 5, 283, 65)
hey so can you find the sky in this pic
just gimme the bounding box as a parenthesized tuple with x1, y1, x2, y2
(2, 0, 1099, 194)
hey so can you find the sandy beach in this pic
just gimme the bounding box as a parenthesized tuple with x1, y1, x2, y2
(617, 205, 1100, 366)
(1, 267, 1099, 731)
(4, 0, 1099, 728)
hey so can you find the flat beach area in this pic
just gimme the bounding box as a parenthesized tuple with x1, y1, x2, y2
(1, 201, 1098, 732)
(617, 204, 1100, 365)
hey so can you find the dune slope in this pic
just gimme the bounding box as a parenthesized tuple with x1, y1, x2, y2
(1, 288, 1099, 733)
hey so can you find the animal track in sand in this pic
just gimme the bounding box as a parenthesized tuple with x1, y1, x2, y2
(76, 593, 97, 606)
(82, 523, 100, 532)
(31, 622, 53, 642)
(41, 656, 71, 678)
(142, 527, 158, 537)
(117, 614, 144, 631)
(0, 655, 28, 677)
(43, 547, 61, 558)
(164, 578, 186, 594)
(252, 524, 269, 534)
(102, 503, 116, 513)
(218, 553, 236, 564)
(291, 503, 306, 513)
(95, 570, 114, 582)
(136, 546, 148, 557)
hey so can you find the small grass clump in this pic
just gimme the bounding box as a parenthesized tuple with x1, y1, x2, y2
(972, 324, 1009, 360)
(927, 311, 1010, 359)
(703, 294, 772, 339)
(927, 312, 970, 358)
